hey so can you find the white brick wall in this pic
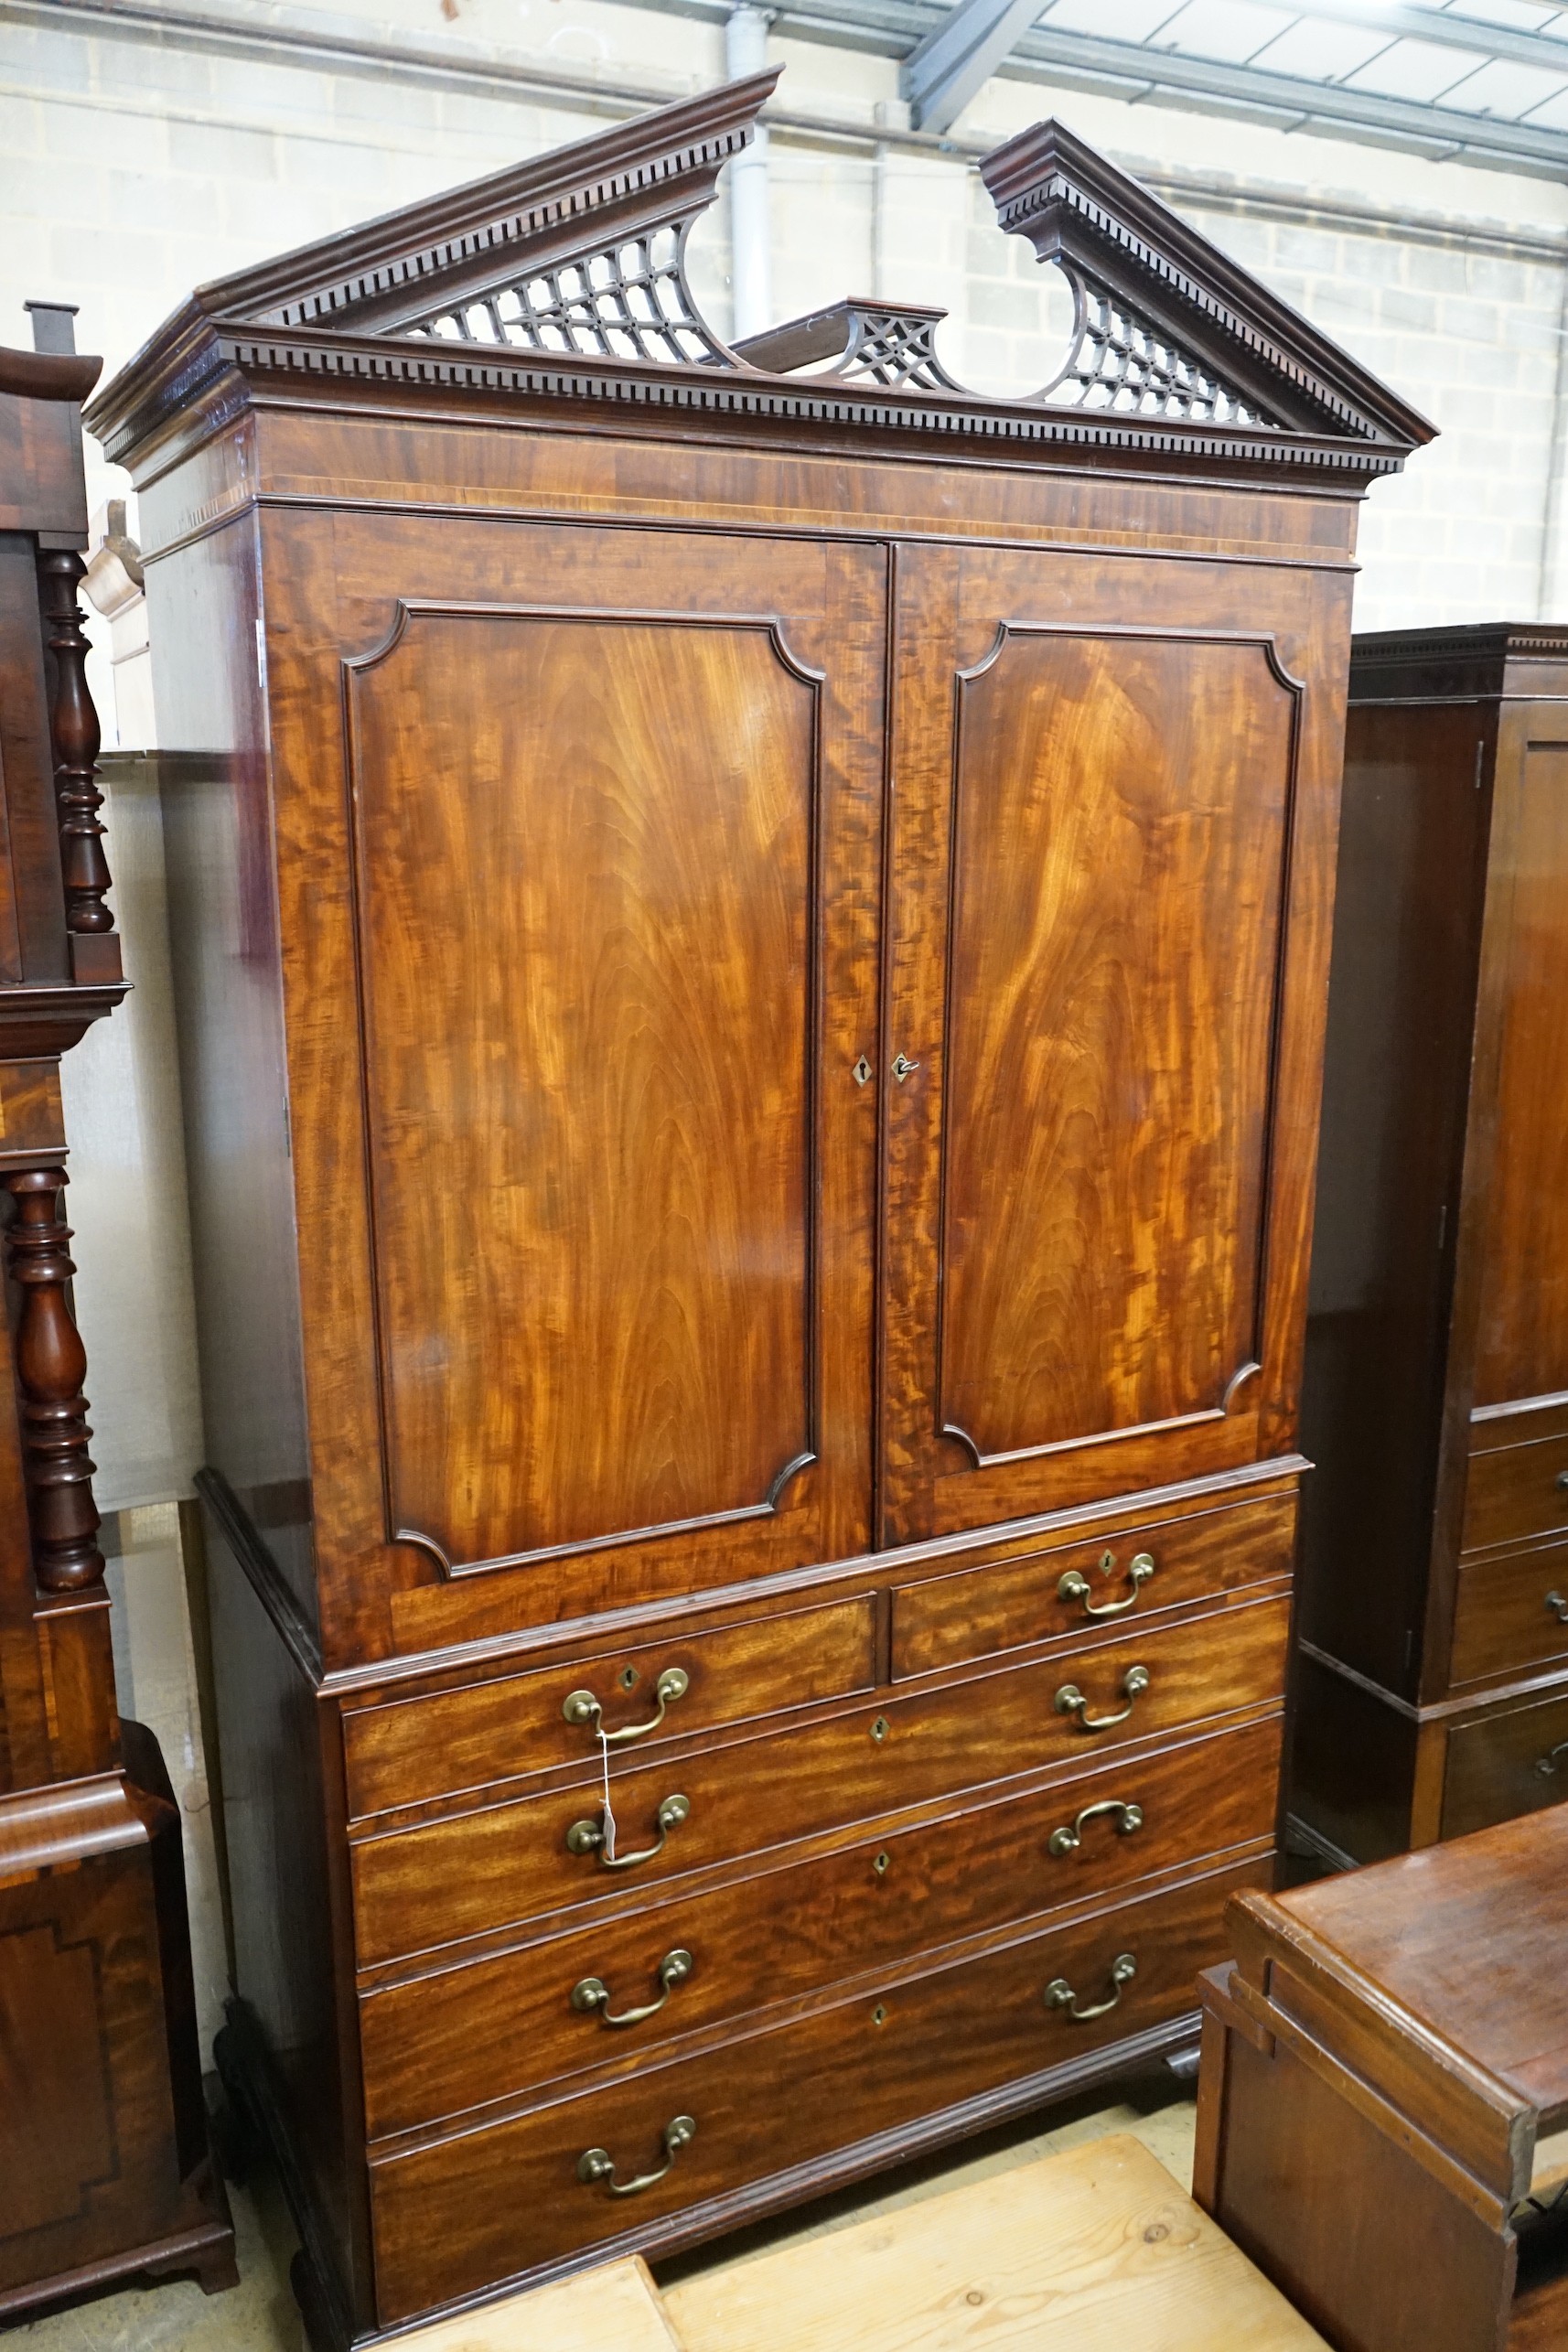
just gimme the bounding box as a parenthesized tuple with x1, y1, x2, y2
(5, 1, 1566, 629)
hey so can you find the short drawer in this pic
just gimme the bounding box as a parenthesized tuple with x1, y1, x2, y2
(1449, 1538, 1568, 1687)
(368, 1855, 1263, 2324)
(1442, 1682, 1568, 1841)
(341, 1595, 876, 1819)
(359, 1710, 1282, 2136)
(350, 1591, 1289, 1965)
(1460, 1433, 1568, 1558)
(892, 1491, 1295, 1679)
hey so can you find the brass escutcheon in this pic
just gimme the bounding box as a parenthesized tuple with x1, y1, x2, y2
(1546, 1591, 1568, 1625)
(871, 1715, 890, 1743)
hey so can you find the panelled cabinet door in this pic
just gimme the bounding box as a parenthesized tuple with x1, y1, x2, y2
(269, 518, 884, 1632)
(878, 544, 1342, 1545)
(1470, 722, 1568, 1414)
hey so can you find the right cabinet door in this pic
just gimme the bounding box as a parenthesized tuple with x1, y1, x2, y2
(878, 542, 1345, 1545)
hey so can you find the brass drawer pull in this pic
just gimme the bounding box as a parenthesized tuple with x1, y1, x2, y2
(1048, 1798, 1144, 1857)
(566, 1792, 690, 1868)
(1046, 1951, 1137, 2023)
(1058, 1551, 1155, 1620)
(576, 2113, 695, 2196)
(563, 1665, 689, 1745)
(1546, 1591, 1568, 1625)
(1536, 1741, 1568, 1780)
(572, 1948, 693, 2027)
(1055, 1666, 1149, 1732)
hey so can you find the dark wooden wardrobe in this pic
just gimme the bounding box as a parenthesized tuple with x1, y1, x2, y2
(1293, 625, 1568, 1866)
(88, 76, 1426, 2344)
(0, 307, 233, 2316)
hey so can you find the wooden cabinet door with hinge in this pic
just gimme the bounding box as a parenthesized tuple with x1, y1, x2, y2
(265, 514, 884, 1640)
(878, 542, 1347, 1546)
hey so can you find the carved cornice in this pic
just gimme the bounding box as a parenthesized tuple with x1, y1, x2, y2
(88, 72, 1432, 487)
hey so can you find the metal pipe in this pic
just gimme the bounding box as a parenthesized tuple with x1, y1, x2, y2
(725, 4, 774, 338)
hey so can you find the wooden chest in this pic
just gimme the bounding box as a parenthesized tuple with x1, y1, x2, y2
(1197, 1808, 1568, 2352)
(86, 70, 1425, 2347)
(1293, 627, 1568, 1865)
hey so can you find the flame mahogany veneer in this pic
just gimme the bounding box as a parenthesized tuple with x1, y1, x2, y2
(87, 74, 1425, 2346)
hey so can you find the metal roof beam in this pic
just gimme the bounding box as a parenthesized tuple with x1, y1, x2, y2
(903, 0, 1044, 130)
(1007, 23, 1568, 166)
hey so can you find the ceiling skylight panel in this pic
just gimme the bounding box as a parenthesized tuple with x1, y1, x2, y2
(1425, 51, 1568, 106)
(1520, 77, 1568, 114)
(1243, 16, 1397, 79)
(1035, 0, 1197, 40)
(1343, 33, 1503, 93)
(1430, 0, 1563, 30)
(1149, 0, 1287, 59)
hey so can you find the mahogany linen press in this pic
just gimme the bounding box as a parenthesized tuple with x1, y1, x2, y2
(87, 77, 1428, 2345)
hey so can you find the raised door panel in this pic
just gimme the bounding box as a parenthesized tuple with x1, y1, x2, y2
(263, 519, 884, 1658)
(1472, 736, 1568, 1414)
(881, 545, 1344, 1543)
(350, 610, 818, 1573)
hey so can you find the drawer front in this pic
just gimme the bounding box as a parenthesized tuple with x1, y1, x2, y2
(360, 1711, 1282, 2137)
(351, 1591, 1289, 1964)
(1460, 1434, 1568, 1557)
(1442, 1683, 1568, 1840)
(342, 1595, 877, 1820)
(1449, 1537, 1568, 1687)
(893, 1490, 1294, 1678)
(369, 1856, 1263, 2323)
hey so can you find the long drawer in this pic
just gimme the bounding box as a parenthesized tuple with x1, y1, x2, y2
(1443, 1682, 1568, 1840)
(1460, 1431, 1568, 1557)
(350, 1591, 1289, 1965)
(893, 1489, 1294, 1678)
(342, 1594, 877, 1820)
(368, 1855, 1263, 2325)
(1449, 1536, 1568, 1687)
(359, 1710, 1281, 2137)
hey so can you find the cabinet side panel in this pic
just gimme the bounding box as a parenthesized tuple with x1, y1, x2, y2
(1296, 702, 1488, 1696)
(1472, 738, 1568, 1410)
(150, 510, 316, 1633)
(206, 1520, 358, 2314)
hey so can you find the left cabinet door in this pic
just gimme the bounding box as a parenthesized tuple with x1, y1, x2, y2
(265, 517, 885, 1643)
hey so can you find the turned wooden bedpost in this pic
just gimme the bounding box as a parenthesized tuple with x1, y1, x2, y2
(3, 1162, 103, 1595)
(38, 543, 119, 960)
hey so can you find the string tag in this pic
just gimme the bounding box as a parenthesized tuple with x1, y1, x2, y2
(598, 1729, 617, 1863)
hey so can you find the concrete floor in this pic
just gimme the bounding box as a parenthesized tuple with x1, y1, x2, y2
(9, 2080, 1197, 2349)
